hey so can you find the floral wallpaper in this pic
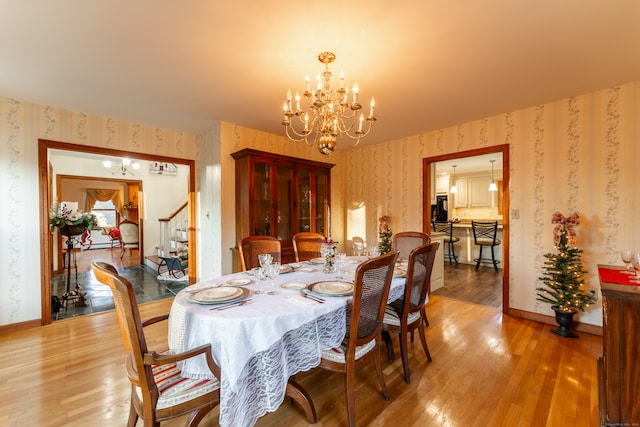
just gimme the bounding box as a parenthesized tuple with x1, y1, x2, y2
(1, 81, 639, 329)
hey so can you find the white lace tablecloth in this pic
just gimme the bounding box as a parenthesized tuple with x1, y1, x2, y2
(168, 259, 406, 427)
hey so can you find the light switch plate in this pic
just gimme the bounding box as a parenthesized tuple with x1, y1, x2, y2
(511, 209, 519, 219)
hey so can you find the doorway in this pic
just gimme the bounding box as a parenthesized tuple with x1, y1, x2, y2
(39, 139, 196, 325)
(423, 144, 509, 313)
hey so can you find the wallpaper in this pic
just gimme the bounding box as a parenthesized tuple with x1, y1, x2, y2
(1, 81, 639, 328)
(0, 98, 197, 325)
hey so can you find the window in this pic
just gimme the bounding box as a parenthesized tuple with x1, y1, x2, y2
(92, 200, 117, 227)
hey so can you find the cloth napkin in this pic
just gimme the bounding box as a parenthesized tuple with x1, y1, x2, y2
(598, 267, 640, 286)
(288, 295, 316, 305)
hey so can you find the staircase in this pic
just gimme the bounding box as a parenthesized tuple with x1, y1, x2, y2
(145, 201, 189, 274)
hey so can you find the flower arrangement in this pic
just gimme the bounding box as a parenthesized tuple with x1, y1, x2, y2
(321, 237, 337, 273)
(49, 200, 97, 231)
(378, 215, 393, 255)
(536, 211, 595, 313)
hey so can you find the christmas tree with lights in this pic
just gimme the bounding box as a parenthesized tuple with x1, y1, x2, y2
(378, 215, 393, 255)
(537, 212, 596, 314)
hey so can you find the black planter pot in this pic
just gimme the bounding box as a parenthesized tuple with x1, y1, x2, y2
(551, 306, 579, 338)
(58, 224, 87, 237)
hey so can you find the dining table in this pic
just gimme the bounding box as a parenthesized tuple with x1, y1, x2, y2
(167, 256, 407, 427)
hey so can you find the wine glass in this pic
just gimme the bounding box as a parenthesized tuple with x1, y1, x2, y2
(368, 246, 379, 259)
(266, 261, 281, 293)
(631, 255, 640, 283)
(335, 252, 347, 279)
(258, 253, 272, 268)
(353, 241, 364, 257)
(620, 250, 635, 275)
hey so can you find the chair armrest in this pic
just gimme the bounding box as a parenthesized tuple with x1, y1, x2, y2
(144, 344, 221, 379)
(141, 313, 170, 327)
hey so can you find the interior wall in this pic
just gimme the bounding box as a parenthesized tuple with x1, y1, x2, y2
(341, 81, 640, 327)
(0, 97, 197, 327)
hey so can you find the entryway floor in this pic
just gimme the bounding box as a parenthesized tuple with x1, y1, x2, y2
(51, 265, 187, 320)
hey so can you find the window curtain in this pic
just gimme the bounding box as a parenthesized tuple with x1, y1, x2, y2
(85, 189, 123, 213)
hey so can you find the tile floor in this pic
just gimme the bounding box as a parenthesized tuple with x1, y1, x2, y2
(51, 265, 187, 321)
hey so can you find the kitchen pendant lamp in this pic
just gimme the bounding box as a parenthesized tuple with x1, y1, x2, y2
(450, 165, 458, 194)
(489, 160, 498, 192)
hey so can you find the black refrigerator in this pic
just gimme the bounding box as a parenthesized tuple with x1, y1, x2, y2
(431, 195, 448, 221)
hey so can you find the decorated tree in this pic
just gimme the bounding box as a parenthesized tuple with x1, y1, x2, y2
(536, 212, 596, 313)
(378, 215, 392, 255)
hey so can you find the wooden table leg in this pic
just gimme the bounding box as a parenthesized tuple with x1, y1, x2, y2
(286, 377, 317, 423)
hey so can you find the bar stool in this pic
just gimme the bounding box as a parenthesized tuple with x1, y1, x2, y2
(471, 221, 501, 271)
(431, 221, 459, 265)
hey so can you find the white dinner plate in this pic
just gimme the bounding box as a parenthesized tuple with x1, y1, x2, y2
(296, 267, 316, 273)
(393, 269, 407, 278)
(189, 287, 249, 304)
(308, 281, 354, 296)
(226, 278, 252, 286)
(309, 257, 325, 264)
(281, 282, 306, 290)
(279, 265, 293, 274)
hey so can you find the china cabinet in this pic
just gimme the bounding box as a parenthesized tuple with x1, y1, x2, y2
(231, 149, 334, 266)
(597, 266, 640, 426)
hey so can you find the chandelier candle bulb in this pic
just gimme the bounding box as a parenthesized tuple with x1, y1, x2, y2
(369, 97, 375, 117)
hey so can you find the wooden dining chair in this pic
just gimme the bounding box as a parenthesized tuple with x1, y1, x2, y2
(292, 232, 325, 262)
(392, 231, 431, 261)
(238, 236, 281, 271)
(317, 251, 399, 427)
(91, 261, 220, 427)
(382, 242, 439, 383)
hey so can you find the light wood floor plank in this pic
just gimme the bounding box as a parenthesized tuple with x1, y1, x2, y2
(0, 296, 601, 426)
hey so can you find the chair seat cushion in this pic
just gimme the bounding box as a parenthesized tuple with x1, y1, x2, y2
(321, 338, 377, 364)
(476, 238, 501, 246)
(443, 236, 460, 243)
(383, 306, 422, 326)
(134, 362, 220, 409)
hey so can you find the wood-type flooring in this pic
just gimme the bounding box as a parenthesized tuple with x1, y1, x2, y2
(1, 289, 601, 426)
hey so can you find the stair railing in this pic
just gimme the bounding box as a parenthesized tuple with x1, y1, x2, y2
(157, 201, 188, 257)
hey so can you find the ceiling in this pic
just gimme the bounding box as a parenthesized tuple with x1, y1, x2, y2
(2, 1, 640, 149)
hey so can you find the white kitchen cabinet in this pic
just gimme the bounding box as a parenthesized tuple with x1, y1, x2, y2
(453, 178, 469, 208)
(469, 176, 492, 207)
(453, 175, 491, 208)
(435, 176, 449, 194)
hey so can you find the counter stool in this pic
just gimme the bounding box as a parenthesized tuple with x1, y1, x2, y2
(471, 221, 501, 271)
(431, 221, 459, 265)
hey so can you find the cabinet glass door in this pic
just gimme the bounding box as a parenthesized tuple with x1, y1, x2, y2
(253, 162, 271, 236)
(297, 169, 311, 233)
(315, 171, 328, 236)
(275, 165, 292, 241)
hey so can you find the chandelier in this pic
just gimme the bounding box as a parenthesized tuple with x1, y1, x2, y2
(103, 158, 140, 176)
(281, 52, 376, 155)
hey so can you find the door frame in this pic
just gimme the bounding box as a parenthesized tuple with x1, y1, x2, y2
(422, 144, 510, 313)
(38, 139, 196, 325)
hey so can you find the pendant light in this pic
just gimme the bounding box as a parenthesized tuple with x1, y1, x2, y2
(450, 165, 458, 194)
(489, 160, 498, 192)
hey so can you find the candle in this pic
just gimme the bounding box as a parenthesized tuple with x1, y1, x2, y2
(369, 97, 375, 117)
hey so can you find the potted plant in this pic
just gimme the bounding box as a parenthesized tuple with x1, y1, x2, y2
(536, 211, 596, 338)
(49, 200, 97, 236)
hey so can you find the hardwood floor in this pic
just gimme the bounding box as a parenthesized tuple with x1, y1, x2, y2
(0, 295, 601, 426)
(433, 263, 503, 308)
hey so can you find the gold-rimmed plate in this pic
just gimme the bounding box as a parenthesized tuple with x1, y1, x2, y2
(188, 287, 250, 305)
(309, 257, 325, 265)
(279, 265, 293, 274)
(307, 281, 354, 296)
(226, 278, 252, 286)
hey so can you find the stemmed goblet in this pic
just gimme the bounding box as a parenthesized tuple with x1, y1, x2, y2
(258, 253, 272, 269)
(335, 253, 347, 279)
(631, 255, 640, 284)
(620, 250, 635, 275)
(265, 261, 281, 294)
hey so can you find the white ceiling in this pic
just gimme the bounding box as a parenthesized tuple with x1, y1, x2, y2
(2, 1, 640, 149)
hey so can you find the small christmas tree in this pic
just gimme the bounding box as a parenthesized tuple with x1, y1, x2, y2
(378, 215, 393, 255)
(536, 212, 596, 313)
